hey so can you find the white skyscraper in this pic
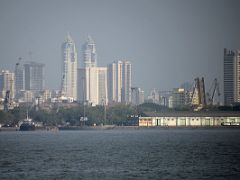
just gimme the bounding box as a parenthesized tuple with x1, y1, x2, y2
(77, 35, 107, 106)
(78, 67, 99, 106)
(98, 67, 108, 105)
(83, 35, 97, 67)
(108, 60, 131, 104)
(78, 67, 108, 106)
(61, 34, 77, 100)
(121, 61, 131, 103)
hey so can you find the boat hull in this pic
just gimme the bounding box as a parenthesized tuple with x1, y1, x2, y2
(19, 124, 35, 131)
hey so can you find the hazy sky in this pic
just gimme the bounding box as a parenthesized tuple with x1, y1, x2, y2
(0, 0, 240, 95)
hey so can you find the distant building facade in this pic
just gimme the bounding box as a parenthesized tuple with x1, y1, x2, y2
(108, 60, 132, 104)
(77, 36, 107, 106)
(171, 88, 186, 108)
(98, 67, 108, 105)
(15, 63, 24, 98)
(78, 67, 99, 106)
(24, 61, 45, 92)
(235, 50, 240, 103)
(131, 87, 144, 105)
(0, 70, 15, 99)
(61, 34, 77, 100)
(147, 89, 160, 104)
(83, 35, 97, 67)
(224, 48, 240, 105)
(78, 67, 107, 106)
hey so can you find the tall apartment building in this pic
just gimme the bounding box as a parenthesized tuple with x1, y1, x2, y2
(235, 50, 240, 103)
(108, 60, 131, 104)
(77, 67, 107, 106)
(78, 67, 99, 106)
(15, 63, 24, 97)
(24, 61, 45, 92)
(83, 35, 97, 67)
(61, 34, 77, 100)
(0, 70, 15, 99)
(122, 61, 132, 103)
(224, 48, 240, 105)
(77, 36, 107, 106)
(98, 67, 108, 105)
(108, 61, 122, 103)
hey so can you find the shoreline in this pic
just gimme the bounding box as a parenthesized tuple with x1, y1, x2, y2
(1, 125, 240, 132)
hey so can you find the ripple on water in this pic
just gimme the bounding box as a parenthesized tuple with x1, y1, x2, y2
(0, 129, 240, 179)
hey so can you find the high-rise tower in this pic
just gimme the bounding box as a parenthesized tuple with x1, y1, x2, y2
(108, 60, 132, 104)
(15, 61, 24, 98)
(61, 34, 77, 100)
(83, 35, 97, 67)
(224, 48, 240, 105)
(234, 50, 240, 103)
(24, 61, 45, 92)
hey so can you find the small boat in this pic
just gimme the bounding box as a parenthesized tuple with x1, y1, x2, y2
(19, 111, 35, 131)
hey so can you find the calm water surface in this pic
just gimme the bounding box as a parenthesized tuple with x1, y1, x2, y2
(0, 128, 240, 179)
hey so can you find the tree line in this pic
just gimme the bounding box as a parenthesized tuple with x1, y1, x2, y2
(0, 103, 239, 126)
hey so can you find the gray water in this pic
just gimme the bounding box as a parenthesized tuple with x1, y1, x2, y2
(0, 128, 240, 179)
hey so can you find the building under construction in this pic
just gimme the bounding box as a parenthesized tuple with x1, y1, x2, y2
(190, 77, 220, 110)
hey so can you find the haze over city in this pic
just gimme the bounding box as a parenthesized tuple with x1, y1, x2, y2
(0, 0, 240, 94)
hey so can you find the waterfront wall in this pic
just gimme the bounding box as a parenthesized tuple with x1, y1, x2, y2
(139, 116, 240, 127)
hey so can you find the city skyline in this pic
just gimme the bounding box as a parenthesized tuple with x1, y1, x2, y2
(0, 0, 240, 95)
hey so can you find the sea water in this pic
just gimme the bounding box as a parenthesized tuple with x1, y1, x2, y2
(0, 128, 240, 179)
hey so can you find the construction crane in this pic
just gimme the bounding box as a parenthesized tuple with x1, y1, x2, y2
(191, 77, 206, 111)
(206, 78, 221, 106)
(3, 90, 10, 111)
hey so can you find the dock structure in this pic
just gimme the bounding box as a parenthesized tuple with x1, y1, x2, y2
(138, 112, 240, 127)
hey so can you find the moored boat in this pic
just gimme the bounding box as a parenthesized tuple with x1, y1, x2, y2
(19, 111, 35, 131)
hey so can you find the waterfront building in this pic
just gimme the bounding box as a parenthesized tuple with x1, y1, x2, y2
(24, 61, 45, 92)
(224, 48, 240, 105)
(61, 34, 77, 100)
(108, 60, 132, 104)
(139, 112, 240, 127)
(83, 35, 97, 67)
(131, 87, 144, 105)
